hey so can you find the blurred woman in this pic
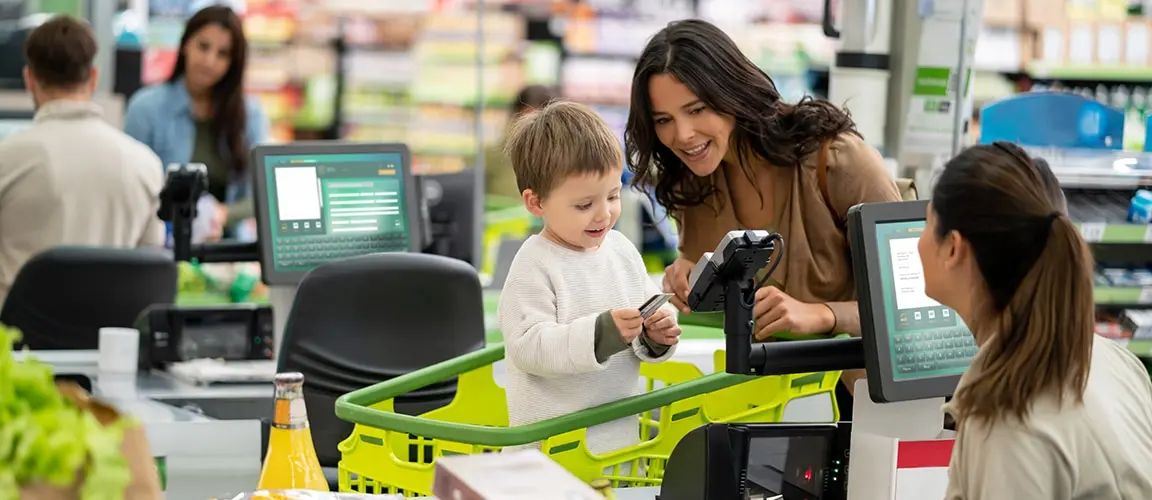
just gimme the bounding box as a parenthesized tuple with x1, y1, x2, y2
(485, 85, 555, 199)
(921, 142, 1152, 499)
(124, 5, 268, 239)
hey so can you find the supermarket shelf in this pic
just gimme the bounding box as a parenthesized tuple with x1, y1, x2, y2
(1027, 63, 1152, 82)
(1023, 146, 1152, 189)
(1074, 222, 1152, 244)
(1096, 286, 1152, 306)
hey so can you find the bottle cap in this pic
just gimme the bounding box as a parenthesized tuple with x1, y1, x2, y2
(273, 372, 304, 386)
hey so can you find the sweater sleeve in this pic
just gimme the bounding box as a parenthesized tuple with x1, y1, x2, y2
(499, 257, 611, 378)
(825, 134, 904, 337)
(630, 243, 677, 363)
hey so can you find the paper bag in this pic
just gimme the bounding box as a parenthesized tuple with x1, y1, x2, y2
(18, 382, 163, 500)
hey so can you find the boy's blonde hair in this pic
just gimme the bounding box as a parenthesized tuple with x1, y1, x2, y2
(504, 100, 622, 198)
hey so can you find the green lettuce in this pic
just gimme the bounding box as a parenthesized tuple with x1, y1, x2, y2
(0, 324, 131, 500)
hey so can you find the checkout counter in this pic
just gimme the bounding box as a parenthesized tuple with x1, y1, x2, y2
(644, 199, 962, 500)
(15, 349, 266, 500)
(15, 136, 955, 499)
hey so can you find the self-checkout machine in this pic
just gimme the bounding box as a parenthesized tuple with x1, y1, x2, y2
(157, 142, 425, 367)
(655, 231, 862, 500)
(248, 142, 426, 358)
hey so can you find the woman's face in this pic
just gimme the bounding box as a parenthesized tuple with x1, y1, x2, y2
(182, 23, 233, 92)
(647, 73, 735, 177)
(919, 202, 968, 310)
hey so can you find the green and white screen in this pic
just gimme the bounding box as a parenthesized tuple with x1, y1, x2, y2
(263, 153, 410, 272)
(876, 221, 975, 381)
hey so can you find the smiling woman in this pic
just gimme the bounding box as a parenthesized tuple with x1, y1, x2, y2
(624, 19, 903, 416)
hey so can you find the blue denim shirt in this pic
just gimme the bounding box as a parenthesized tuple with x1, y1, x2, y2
(123, 79, 270, 203)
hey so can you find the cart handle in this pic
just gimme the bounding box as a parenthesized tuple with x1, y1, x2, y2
(334, 340, 843, 447)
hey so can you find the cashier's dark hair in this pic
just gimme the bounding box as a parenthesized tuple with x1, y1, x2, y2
(625, 19, 858, 215)
(931, 142, 1091, 426)
(168, 5, 249, 174)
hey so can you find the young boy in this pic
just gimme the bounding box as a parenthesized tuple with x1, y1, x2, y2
(497, 101, 682, 455)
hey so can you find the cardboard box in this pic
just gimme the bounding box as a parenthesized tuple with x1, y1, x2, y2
(1037, 25, 1068, 66)
(1066, 21, 1097, 65)
(432, 450, 604, 500)
(1125, 20, 1151, 67)
(1023, 0, 1067, 29)
(1096, 21, 1125, 66)
(983, 0, 1023, 27)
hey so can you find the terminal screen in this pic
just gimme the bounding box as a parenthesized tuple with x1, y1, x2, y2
(0, 118, 32, 139)
(263, 152, 411, 272)
(876, 221, 976, 381)
(744, 434, 831, 499)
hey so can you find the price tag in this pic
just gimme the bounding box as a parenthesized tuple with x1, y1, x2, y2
(1139, 287, 1152, 304)
(1079, 223, 1106, 242)
(1143, 224, 1152, 243)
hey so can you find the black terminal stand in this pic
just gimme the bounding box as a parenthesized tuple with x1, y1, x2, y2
(686, 230, 864, 376)
(157, 163, 259, 264)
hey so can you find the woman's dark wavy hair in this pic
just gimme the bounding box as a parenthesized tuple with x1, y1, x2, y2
(168, 5, 249, 175)
(625, 19, 858, 214)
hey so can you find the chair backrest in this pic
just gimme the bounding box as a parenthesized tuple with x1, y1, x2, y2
(278, 252, 487, 466)
(5, 246, 178, 350)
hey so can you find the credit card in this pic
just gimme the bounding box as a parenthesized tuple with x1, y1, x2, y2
(640, 293, 674, 318)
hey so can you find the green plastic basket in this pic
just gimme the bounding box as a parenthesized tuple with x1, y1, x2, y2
(334, 342, 842, 496)
(480, 202, 539, 276)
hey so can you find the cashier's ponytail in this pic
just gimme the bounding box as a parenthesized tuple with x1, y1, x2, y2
(932, 142, 1094, 426)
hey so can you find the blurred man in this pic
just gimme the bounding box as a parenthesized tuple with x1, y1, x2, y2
(0, 15, 165, 308)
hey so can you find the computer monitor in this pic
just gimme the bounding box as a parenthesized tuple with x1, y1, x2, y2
(0, 109, 33, 139)
(251, 142, 423, 286)
(418, 171, 478, 266)
(847, 200, 977, 403)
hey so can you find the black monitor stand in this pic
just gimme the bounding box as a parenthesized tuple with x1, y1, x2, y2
(158, 163, 258, 264)
(686, 230, 864, 376)
(659, 230, 866, 499)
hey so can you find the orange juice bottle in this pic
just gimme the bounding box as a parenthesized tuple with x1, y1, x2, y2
(256, 372, 329, 491)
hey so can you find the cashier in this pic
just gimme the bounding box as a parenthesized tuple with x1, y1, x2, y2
(124, 5, 268, 240)
(920, 142, 1152, 499)
(623, 18, 901, 414)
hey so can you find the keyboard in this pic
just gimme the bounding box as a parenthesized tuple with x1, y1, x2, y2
(892, 328, 978, 375)
(275, 232, 409, 269)
(167, 359, 277, 385)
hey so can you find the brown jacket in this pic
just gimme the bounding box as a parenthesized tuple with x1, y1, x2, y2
(677, 133, 902, 337)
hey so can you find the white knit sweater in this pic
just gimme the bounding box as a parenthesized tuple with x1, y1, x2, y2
(498, 231, 677, 455)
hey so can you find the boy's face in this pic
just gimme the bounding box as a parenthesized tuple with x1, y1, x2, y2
(524, 166, 623, 251)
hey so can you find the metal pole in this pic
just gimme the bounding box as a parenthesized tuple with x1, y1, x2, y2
(89, 0, 115, 94)
(472, 0, 485, 269)
(950, 0, 971, 157)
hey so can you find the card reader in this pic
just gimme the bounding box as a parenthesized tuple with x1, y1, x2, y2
(658, 423, 851, 500)
(135, 303, 274, 370)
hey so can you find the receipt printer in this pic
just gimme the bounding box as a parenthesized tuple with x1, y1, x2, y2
(658, 423, 851, 500)
(135, 303, 274, 369)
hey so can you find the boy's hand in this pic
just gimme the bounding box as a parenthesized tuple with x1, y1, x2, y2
(644, 309, 682, 346)
(612, 308, 644, 343)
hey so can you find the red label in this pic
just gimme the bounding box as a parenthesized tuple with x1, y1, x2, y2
(896, 439, 955, 469)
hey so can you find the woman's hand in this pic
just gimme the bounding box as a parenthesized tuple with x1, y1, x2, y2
(752, 287, 836, 340)
(662, 257, 695, 314)
(209, 204, 229, 241)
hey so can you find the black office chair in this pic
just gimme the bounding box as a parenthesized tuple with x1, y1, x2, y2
(5, 246, 178, 350)
(277, 252, 487, 473)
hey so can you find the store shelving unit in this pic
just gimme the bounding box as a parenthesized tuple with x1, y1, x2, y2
(1047, 150, 1152, 357)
